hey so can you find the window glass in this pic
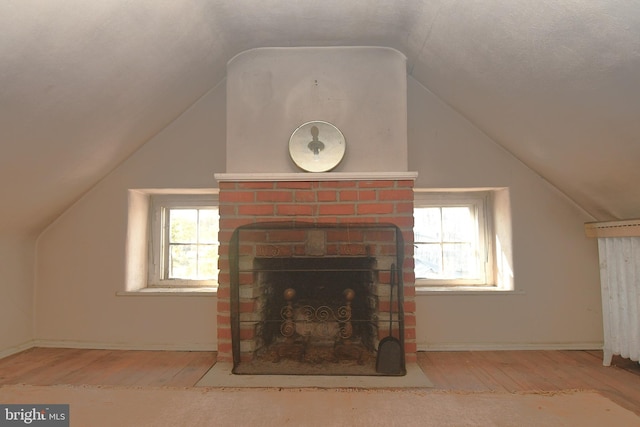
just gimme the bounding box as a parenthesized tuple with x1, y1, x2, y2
(442, 207, 473, 241)
(415, 206, 479, 280)
(167, 208, 219, 281)
(414, 192, 492, 286)
(146, 193, 219, 288)
(414, 208, 441, 242)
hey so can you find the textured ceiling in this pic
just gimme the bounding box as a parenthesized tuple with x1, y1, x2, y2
(1, 0, 639, 233)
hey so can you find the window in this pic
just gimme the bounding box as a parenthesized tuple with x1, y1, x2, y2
(148, 194, 219, 288)
(414, 191, 494, 287)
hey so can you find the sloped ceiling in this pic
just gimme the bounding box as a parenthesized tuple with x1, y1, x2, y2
(2, 0, 639, 233)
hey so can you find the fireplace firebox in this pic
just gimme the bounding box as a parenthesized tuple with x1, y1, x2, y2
(229, 222, 405, 376)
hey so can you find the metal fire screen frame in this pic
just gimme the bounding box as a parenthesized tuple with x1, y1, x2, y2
(228, 221, 405, 375)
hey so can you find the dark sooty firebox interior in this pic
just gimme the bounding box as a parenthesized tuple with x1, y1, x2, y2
(229, 222, 405, 376)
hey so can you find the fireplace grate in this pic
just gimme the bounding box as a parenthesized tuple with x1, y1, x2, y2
(229, 222, 405, 376)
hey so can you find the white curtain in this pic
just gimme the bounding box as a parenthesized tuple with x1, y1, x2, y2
(598, 237, 640, 365)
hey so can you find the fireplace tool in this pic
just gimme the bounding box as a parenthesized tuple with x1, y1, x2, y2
(376, 263, 404, 374)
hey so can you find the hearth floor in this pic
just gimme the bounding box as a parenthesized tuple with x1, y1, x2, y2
(233, 356, 380, 376)
(195, 362, 432, 388)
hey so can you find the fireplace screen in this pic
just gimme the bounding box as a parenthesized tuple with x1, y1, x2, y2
(229, 222, 405, 376)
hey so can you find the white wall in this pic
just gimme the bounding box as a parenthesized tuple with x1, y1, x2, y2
(31, 74, 603, 351)
(34, 84, 226, 350)
(226, 47, 408, 173)
(0, 234, 36, 356)
(408, 77, 603, 349)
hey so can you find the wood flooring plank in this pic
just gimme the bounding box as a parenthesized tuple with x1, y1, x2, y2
(38, 349, 114, 385)
(418, 351, 492, 391)
(455, 351, 511, 392)
(470, 351, 531, 393)
(0, 348, 74, 383)
(92, 350, 165, 386)
(493, 350, 555, 391)
(415, 352, 453, 389)
(2, 348, 640, 415)
(501, 350, 572, 391)
(528, 350, 598, 390)
(610, 355, 640, 377)
(7, 348, 90, 385)
(109, 351, 165, 386)
(559, 351, 640, 414)
(468, 350, 535, 392)
(142, 351, 196, 387)
(166, 352, 218, 387)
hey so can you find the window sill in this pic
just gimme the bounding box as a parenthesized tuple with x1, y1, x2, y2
(416, 286, 523, 296)
(116, 287, 217, 297)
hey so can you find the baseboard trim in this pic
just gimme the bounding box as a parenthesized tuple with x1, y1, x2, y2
(417, 342, 604, 352)
(32, 340, 216, 352)
(0, 340, 37, 359)
(4, 340, 603, 359)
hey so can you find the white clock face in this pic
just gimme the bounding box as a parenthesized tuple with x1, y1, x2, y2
(288, 121, 346, 172)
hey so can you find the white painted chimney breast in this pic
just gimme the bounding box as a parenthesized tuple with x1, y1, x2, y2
(226, 47, 407, 173)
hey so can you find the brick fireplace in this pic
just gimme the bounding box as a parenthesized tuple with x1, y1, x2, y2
(215, 172, 417, 374)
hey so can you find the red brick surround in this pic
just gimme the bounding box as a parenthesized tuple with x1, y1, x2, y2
(215, 173, 417, 365)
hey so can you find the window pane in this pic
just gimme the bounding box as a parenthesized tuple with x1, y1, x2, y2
(442, 243, 477, 279)
(414, 243, 442, 279)
(414, 208, 441, 242)
(413, 192, 491, 285)
(442, 207, 473, 242)
(166, 208, 220, 281)
(169, 209, 197, 243)
(198, 244, 219, 280)
(198, 209, 219, 244)
(169, 244, 197, 279)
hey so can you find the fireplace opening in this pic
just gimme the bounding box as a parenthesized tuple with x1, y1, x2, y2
(229, 222, 405, 376)
(247, 257, 376, 374)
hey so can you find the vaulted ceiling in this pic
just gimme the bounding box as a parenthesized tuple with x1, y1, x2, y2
(2, 0, 639, 234)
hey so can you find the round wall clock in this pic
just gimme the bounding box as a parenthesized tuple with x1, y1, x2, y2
(288, 121, 346, 172)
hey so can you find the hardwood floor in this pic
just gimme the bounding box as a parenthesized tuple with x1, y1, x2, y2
(1, 348, 639, 415)
(0, 348, 216, 388)
(418, 350, 640, 416)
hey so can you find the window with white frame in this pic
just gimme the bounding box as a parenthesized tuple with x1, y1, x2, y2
(148, 194, 219, 288)
(414, 191, 494, 287)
